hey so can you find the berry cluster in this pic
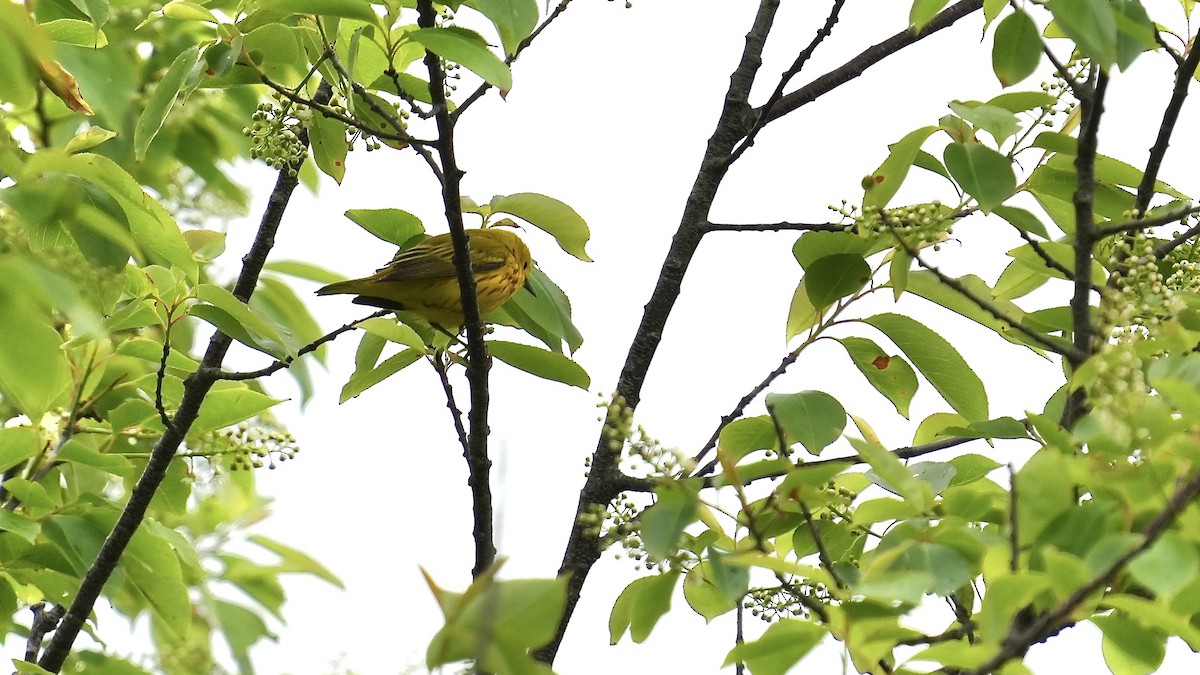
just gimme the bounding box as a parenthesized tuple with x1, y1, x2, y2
(243, 95, 308, 174)
(211, 421, 299, 471)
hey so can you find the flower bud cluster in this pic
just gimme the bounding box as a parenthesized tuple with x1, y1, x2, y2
(744, 581, 830, 623)
(833, 201, 955, 251)
(591, 393, 694, 478)
(243, 94, 308, 175)
(214, 420, 299, 471)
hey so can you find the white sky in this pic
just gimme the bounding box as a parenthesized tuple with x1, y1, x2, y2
(179, 1, 1200, 673)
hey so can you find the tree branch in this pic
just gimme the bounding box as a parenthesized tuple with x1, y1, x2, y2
(1061, 70, 1108, 429)
(534, 0, 785, 663)
(1133, 40, 1200, 214)
(759, 0, 983, 125)
(216, 310, 389, 381)
(1093, 203, 1200, 238)
(882, 215, 1080, 358)
(416, 0, 496, 580)
(453, 0, 575, 119)
(703, 221, 851, 233)
(35, 84, 330, 673)
(727, 0, 847, 163)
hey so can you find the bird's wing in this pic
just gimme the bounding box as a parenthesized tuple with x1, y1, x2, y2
(375, 244, 505, 280)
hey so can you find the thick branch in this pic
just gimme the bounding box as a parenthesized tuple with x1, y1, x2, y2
(1133, 42, 1200, 214)
(417, 0, 495, 579)
(728, 0, 846, 163)
(35, 85, 326, 672)
(534, 0, 784, 664)
(1061, 71, 1108, 429)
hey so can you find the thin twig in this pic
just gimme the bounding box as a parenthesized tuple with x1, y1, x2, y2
(216, 310, 390, 381)
(1093, 204, 1200, 238)
(703, 221, 851, 233)
(452, 0, 575, 119)
(431, 351, 471, 459)
(882, 215, 1078, 358)
(1153, 219, 1200, 259)
(728, 0, 847, 163)
(798, 500, 845, 589)
(155, 311, 176, 433)
(760, 0, 983, 124)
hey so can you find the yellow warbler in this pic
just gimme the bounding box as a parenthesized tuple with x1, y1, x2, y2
(317, 227, 533, 329)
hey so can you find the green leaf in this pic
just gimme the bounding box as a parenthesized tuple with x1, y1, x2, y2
(195, 283, 291, 358)
(0, 289, 72, 418)
(490, 193, 591, 261)
(0, 510, 40, 543)
(1129, 531, 1198, 600)
(863, 126, 939, 209)
(1048, 0, 1117, 71)
(134, 45, 200, 161)
(717, 416, 778, 461)
(466, 0, 538, 56)
(488, 340, 589, 388)
(64, 126, 118, 154)
(910, 0, 951, 29)
(1113, 0, 1156, 71)
(723, 618, 825, 674)
(409, 26, 512, 92)
(683, 560, 738, 622)
(40, 19, 108, 48)
(265, 260, 345, 285)
(792, 230, 872, 268)
(609, 571, 680, 644)
(214, 601, 276, 667)
(162, 1, 219, 23)
(340, 348, 422, 402)
(57, 438, 135, 476)
(257, 0, 378, 21)
(943, 141, 1016, 212)
(249, 535, 344, 588)
(765, 391, 846, 455)
(947, 453, 1003, 486)
(344, 208, 425, 246)
(948, 102, 1021, 145)
(1093, 613, 1166, 675)
(358, 317, 427, 351)
(987, 91, 1057, 114)
(641, 481, 700, 560)
(864, 313, 988, 420)
(804, 254, 870, 307)
(848, 437, 933, 511)
(786, 278, 819, 342)
(190, 384, 285, 437)
(504, 266, 583, 354)
(991, 9, 1041, 87)
(977, 572, 1052, 642)
(993, 205, 1050, 239)
(836, 337, 918, 417)
(0, 427, 39, 473)
(310, 109, 349, 184)
(27, 153, 198, 279)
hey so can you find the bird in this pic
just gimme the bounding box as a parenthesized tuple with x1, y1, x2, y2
(316, 226, 534, 330)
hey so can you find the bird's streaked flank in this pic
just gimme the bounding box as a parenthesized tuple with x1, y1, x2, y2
(317, 227, 534, 330)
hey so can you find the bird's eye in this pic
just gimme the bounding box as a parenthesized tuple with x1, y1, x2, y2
(523, 261, 530, 270)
